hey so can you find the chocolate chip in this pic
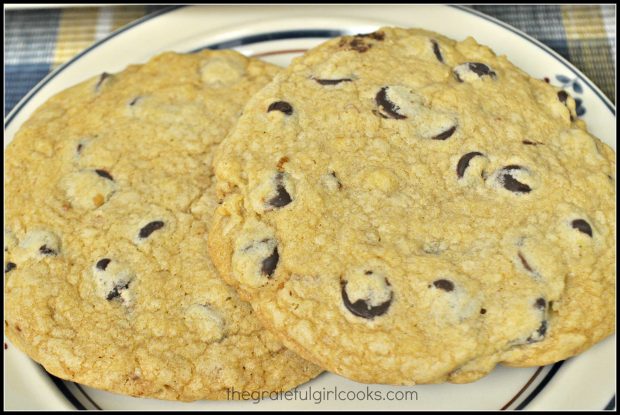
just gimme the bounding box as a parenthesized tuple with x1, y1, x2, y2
(433, 125, 457, 140)
(503, 176, 532, 193)
(92, 259, 134, 304)
(355, 31, 385, 41)
(456, 152, 484, 178)
(454, 62, 496, 82)
(39, 245, 57, 256)
(5, 262, 16, 274)
(480, 308, 487, 315)
(341, 280, 393, 319)
(498, 166, 532, 193)
(433, 279, 455, 292)
(139, 221, 165, 239)
(467, 63, 496, 78)
(347, 32, 383, 53)
(240, 238, 280, 278)
(349, 38, 371, 53)
(522, 140, 543, 145)
(534, 298, 546, 310)
(96, 258, 112, 271)
(95, 72, 111, 91)
(266, 173, 293, 209)
(571, 219, 593, 237)
(267, 101, 293, 115)
(76, 138, 95, 155)
(537, 320, 548, 337)
(518, 252, 533, 273)
(527, 320, 548, 343)
(261, 246, 279, 277)
(557, 91, 575, 121)
(268, 185, 292, 208)
(313, 78, 353, 85)
(129, 96, 141, 106)
(375, 87, 406, 120)
(557, 90, 569, 104)
(431, 39, 444, 63)
(330, 171, 343, 189)
(95, 169, 114, 181)
(107, 281, 131, 301)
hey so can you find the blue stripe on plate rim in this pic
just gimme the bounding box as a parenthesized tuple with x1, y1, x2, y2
(5, 5, 613, 410)
(192, 29, 345, 52)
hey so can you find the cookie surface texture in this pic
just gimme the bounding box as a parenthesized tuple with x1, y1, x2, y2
(209, 28, 616, 385)
(4, 50, 321, 401)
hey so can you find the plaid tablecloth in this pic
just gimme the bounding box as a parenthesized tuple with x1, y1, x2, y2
(4, 5, 616, 117)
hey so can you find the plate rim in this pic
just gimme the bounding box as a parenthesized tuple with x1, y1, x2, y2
(4, 4, 615, 410)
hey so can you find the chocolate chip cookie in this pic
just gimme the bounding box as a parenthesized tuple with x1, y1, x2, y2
(208, 28, 616, 385)
(4, 50, 321, 401)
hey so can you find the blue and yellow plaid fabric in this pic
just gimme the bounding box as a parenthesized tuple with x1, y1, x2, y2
(4, 5, 616, 117)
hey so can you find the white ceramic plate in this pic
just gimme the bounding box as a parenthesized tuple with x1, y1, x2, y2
(4, 5, 616, 411)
